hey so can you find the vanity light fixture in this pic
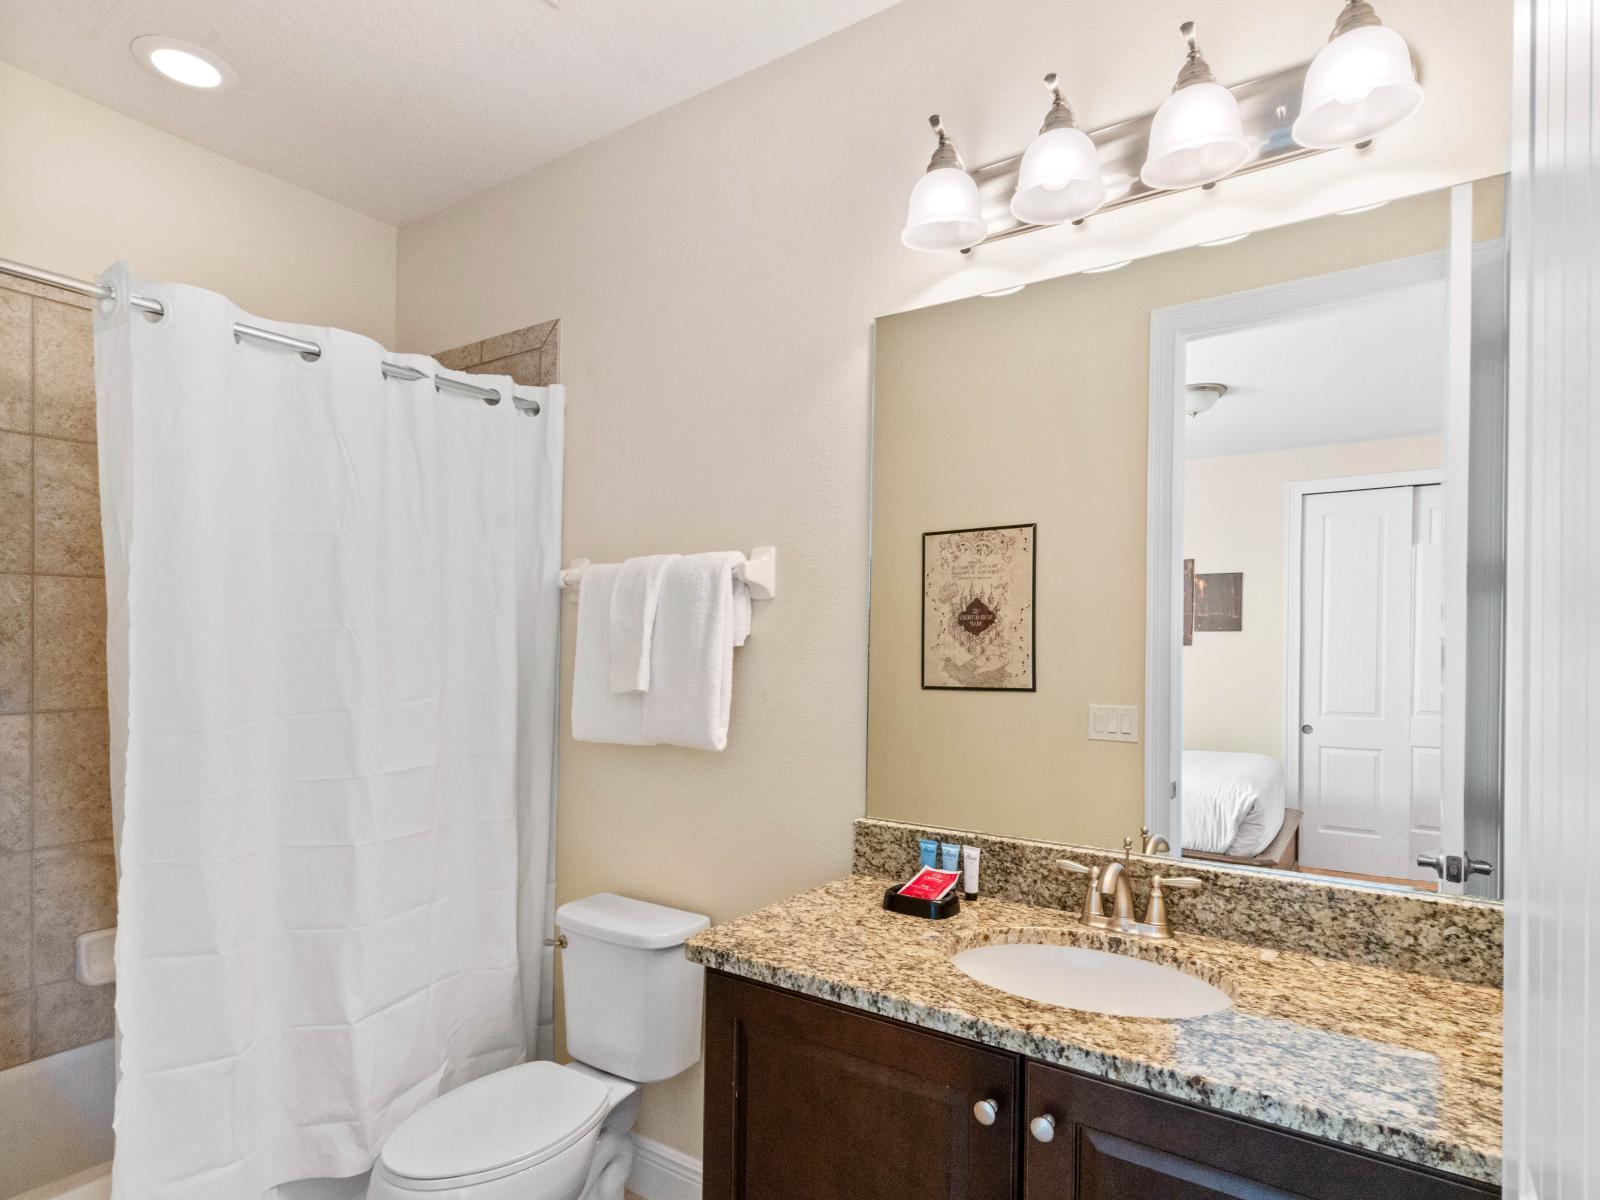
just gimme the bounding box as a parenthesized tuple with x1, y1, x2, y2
(901, 116, 987, 253)
(1009, 74, 1107, 226)
(980, 284, 1027, 298)
(1185, 382, 1228, 416)
(1336, 199, 1391, 215)
(1293, 1, 1424, 149)
(1140, 22, 1253, 192)
(131, 35, 236, 90)
(1082, 259, 1132, 274)
(1198, 232, 1251, 246)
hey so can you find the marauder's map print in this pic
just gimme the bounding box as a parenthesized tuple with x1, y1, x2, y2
(922, 524, 1035, 690)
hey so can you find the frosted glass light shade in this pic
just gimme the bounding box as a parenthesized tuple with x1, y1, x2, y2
(1293, 25, 1423, 148)
(902, 166, 987, 252)
(1140, 81, 1252, 191)
(1010, 127, 1107, 225)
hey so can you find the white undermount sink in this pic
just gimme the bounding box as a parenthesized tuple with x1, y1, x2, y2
(951, 942, 1233, 1019)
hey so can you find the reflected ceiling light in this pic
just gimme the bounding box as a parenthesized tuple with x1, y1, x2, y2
(1083, 259, 1132, 274)
(1010, 73, 1107, 226)
(1140, 22, 1253, 192)
(1199, 232, 1251, 247)
(131, 36, 236, 90)
(981, 285, 1027, 298)
(1293, 1, 1423, 149)
(1336, 199, 1391, 215)
(1185, 382, 1228, 416)
(902, 116, 986, 253)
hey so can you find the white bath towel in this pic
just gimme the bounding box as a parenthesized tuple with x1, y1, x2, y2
(608, 553, 678, 693)
(641, 552, 752, 751)
(572, 563, 648, 744)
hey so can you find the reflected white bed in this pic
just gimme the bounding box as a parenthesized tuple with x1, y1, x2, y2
(1180, 750, 1300, 869)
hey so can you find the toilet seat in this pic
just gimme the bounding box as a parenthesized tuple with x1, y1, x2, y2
(377, 1062, 610, 1190)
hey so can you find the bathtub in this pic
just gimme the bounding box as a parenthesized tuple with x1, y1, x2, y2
(0, 1038, 114, 1200)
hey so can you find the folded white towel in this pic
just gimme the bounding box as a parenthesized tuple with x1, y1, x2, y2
(572, 564, 647, 745)
(642, 552, 752, 752)
(608, 553, 678, 694)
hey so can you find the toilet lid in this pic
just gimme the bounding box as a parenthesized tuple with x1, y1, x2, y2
(381, 1062, 610, 1182)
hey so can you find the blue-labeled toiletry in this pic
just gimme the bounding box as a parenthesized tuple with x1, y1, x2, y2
(918, 837, 938, 869)
(939, 841, 960, 872)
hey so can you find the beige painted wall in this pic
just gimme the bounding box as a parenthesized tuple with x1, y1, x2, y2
(1183, 437, 1443, 762)
(869, 195, 1457, 848)
(395, 0, 1511, 1158)
(0, 63, 396, 344)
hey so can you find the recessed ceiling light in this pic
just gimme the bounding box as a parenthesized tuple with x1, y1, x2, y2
(131, 36, 236, 91)
(981, 285, 1026, 298)
(1083, 259, 1133, 274)
(1336, 200, 1390, 216)
(1199, 232, 1251, 247)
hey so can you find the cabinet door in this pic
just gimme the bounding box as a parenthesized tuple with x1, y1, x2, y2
(1024, 1062, 1495, 1200)
(704, 971, 1019, 1200)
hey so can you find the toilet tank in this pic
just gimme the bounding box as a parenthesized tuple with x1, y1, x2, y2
(555, 894, 711, 1083)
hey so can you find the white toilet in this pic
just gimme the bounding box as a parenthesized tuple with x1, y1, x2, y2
(367, 894, 710, 1200)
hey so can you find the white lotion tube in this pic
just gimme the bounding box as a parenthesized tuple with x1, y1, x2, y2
(961, 845, 981, 900)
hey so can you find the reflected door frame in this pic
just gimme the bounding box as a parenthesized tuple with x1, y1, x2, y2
(1146, 242, 1476, 875)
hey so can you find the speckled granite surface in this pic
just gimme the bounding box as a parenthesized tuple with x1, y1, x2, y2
(854, 818, 1503, 987)
(687, 875, 1501, 1184)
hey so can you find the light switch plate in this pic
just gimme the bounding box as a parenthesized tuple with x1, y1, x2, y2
(1088, 704, 1139, 743)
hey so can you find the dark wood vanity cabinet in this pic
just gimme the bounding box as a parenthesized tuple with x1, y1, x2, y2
(704, 969, 1019, 1200)
(703, 972, 1496, 1200)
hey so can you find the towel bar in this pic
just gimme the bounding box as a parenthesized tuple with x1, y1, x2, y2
(560, 545, 776, 601)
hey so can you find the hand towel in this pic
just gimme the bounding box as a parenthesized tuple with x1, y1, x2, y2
(608, 553, 678, 693)
(571, 563, 648, 744)
(642, 551, 753, 751)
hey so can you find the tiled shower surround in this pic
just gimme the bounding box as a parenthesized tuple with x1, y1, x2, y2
(0, 276, 116, 1068)
(436, 319, 560, 387)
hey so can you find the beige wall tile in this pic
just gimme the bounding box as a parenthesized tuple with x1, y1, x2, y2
(539, 335, 559, 385)
(34, 438, 101, 576)
(32, 978, 113, 1058)
(0, 989, 29, 1068)
(0, 574, 31, 714)
(434, 342, 483, 371)
(31, 840, 114, 985)
(0, 851, 29, 995)
(33, 301, 95, 443)
(477, 320, 554, 363)
(475, 350, 541, 388)
(0, 715, 28, 854)
(32, 710, 109, 848)
(0, 290, 30, 434)
(33, 575, 105, 711)
(0, 431, 31, 574)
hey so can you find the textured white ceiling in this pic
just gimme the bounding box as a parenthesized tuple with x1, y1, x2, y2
(1183, 280, 1447, 459)
(0, 0, 903, 225)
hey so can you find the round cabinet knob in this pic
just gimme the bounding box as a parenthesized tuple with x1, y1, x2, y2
(972, 1099, 999, 1126)
(1030, 1114, 1057, 1143)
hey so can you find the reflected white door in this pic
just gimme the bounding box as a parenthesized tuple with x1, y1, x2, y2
(1298, 484, 1442, 878)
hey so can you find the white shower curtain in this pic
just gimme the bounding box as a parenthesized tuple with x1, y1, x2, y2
(93, 264, 564, 1199)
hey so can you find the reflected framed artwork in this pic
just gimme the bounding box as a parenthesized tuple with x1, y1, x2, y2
(921, 523, 1036, 691)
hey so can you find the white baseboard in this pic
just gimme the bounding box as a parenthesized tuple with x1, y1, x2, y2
(627, 1134, 702, 1200)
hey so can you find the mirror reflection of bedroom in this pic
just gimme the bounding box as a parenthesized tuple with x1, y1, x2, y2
(1177, 184, 1505, 897)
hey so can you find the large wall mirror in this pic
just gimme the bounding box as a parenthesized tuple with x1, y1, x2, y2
(869, 178, 1507, 900)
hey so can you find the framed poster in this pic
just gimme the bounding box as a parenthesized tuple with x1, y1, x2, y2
(921, 523, 1036, 691)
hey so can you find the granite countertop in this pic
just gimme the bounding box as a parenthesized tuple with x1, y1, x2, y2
(686, 874, 1502, 1185)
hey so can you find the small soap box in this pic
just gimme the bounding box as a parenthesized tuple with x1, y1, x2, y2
(882, 866, 963, 920)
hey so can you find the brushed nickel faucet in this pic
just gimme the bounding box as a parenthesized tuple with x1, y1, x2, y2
(1057, 858, 1203, 940)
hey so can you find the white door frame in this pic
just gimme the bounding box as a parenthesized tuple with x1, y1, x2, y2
(1282, 469, 1443, 817)
(1145, 250, 1452, 848)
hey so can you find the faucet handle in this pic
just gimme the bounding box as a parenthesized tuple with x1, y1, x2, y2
(1056, 858, 1091, 874)
(1155, 876, 1203, 890)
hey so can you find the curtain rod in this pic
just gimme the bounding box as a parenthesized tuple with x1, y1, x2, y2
(0, 255, 540, 415)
